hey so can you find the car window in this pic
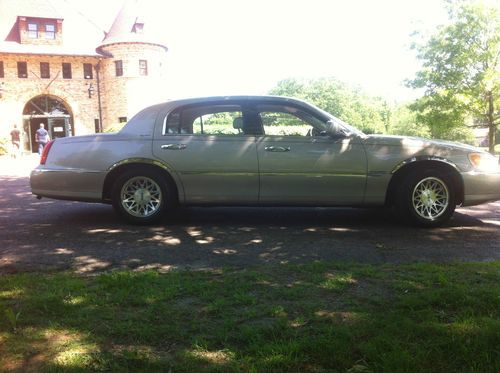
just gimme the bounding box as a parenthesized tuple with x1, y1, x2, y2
(258, 105, 327, 137)
(165, 105, 244, 136)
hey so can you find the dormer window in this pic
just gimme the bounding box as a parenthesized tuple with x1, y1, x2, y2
(45, 24, 56, 39)
(18, 16, 62, 45)
(28, 23, 38, 38)
(133, 22, 144, 34)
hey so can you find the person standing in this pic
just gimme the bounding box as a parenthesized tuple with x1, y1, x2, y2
(35, 123, 50, 155)
(10, 124, 21, 158)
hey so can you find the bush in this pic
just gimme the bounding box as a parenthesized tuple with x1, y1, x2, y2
(0, 137, 9, 156)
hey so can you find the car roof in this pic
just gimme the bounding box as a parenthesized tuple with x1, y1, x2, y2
(163, 95, 307, 107)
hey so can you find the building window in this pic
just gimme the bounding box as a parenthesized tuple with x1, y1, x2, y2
(28, 23, 38, 38)
(17, 62, 27, 78)
(40, 62, 50, 79)
(133, 22, 144, 33)
(118, 117, 127, 123)
(62, 63, 72, 79)
(115, 60, 123, 76)
(45, 24, 56, 39)
(139, 60, 148, 76)
(0, 61, 4, 78)
(83, 63, 93, 79)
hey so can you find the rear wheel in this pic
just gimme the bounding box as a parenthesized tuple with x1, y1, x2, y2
(394, 169, 456, 227)
(112, 170, 171, 224)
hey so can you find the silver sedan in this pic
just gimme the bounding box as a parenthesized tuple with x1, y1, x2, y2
(30, 96, 500, 226)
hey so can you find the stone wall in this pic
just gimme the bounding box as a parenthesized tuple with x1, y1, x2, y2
(98, 43, 168, 128)
(0, 53, 100, 141)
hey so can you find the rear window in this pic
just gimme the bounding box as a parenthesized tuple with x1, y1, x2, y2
(165, 105, 244, 135)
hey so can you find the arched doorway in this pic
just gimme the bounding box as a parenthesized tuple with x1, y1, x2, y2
(23, 95, 74, 153)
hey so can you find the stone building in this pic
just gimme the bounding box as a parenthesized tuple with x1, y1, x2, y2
(0, 0, 168, 153)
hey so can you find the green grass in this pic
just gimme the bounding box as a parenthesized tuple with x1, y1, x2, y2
(1, 261, 499, 372)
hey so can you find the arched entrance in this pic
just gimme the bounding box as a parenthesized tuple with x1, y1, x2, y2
(23, 95, 74, 153)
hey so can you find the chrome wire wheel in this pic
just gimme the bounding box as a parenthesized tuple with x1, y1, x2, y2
(120, 176, 162, 218)
(412, 177, 449, 221)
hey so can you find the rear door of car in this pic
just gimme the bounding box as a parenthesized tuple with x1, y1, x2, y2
(152, 101, 259, 204)
(254, 102, 367, 204)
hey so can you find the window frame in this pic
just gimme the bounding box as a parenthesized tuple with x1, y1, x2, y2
(115, 60, 123, 77)
(83, 63, 93, 79)
(45, 23, 56, 39)
(27, 22, 38, 38)
(139, 59, 148, 76)
(62, 63, 72, 79)
(164, 104, 246, 136)
(17, 61, 27, 78)
(40, 62, 50, 79)
(257, 104, 328, 137)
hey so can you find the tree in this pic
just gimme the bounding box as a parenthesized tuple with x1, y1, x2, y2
(269, 77, 389, 134)
(408, 0, 500, 152)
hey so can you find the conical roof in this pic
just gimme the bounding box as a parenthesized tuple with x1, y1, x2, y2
(97, 0, 167, 53)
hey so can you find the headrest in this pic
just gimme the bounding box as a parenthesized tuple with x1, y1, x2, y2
(233, 117, 243, 129)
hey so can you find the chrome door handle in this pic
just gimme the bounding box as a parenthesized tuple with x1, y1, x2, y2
(161, 144, 187, 150)
(265, 146, 290, 152)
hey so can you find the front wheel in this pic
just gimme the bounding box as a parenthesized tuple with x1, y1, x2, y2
(394, 170, 456, 227)
(112, 170, 171, 224)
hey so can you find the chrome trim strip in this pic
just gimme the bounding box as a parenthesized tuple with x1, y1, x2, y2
(32, 169, 103, 174)
(108, 158, 171, 172)
(391, 156, 460, 174)
(162, 113, 169, 136)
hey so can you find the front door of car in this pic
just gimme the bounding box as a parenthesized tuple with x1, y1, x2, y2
(255, 106, 367, 204)
(152, 103, 259, 204)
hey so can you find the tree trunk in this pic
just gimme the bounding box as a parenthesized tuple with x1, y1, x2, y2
(487, 91, 495, 154)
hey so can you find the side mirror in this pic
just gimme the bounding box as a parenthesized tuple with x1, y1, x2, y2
(326, 119, 347, 138)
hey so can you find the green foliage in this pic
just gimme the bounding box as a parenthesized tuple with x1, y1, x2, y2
(2, 306, 21, 331)
(388, 104, 431, 138)
(0, 137, 9, 155)
(270, 77, 389, 134)
(408, 0, 500, 149)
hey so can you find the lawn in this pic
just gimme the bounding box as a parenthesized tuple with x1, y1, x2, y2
(1, 261, 499, 372)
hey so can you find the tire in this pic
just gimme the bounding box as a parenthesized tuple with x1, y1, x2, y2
(111, 169, 172, 224)
(394, 169, 456, 227)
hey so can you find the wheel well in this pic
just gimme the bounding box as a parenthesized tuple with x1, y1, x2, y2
(102, 163, 179, 203)
(385, 161, 464, 206)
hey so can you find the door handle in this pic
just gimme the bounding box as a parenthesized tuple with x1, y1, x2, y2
(161, 144, 187, 150)
(265, 146, 290, 152)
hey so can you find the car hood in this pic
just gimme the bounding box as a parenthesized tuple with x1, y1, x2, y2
(363, 134, 481, 153)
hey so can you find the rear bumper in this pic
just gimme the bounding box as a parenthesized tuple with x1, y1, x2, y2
(30, 168, 106, 202)
(461, 171, 500, 206)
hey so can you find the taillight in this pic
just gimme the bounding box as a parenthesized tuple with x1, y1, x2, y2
(40, 140, 54, 165)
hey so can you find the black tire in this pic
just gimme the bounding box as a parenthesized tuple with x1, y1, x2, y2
(111, 169, 172, 224)
(394, 169, 456, 227)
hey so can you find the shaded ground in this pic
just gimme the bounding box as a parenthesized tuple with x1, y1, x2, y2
(1, 166, 498, 273)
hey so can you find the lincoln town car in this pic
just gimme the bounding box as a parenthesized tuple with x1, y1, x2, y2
(30, 96, 500, 226)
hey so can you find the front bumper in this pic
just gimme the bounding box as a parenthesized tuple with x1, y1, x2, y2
(461, 171, 500, 206)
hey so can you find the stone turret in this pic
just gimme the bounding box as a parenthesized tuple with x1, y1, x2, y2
(97, 0, 168, 128)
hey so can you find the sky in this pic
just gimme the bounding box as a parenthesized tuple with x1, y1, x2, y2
(72, 0, 456, 102)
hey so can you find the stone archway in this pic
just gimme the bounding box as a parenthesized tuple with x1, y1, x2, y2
(22, 95, 74, 153)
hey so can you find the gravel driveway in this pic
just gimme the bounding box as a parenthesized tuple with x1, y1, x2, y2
(1, 156, 499, 274)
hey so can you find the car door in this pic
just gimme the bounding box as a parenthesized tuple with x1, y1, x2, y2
(255, 103, 367, 204)
(152, 102, 259, 204)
